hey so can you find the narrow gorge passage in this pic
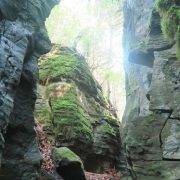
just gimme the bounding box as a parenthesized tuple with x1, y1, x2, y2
(0, 0, 179, 180)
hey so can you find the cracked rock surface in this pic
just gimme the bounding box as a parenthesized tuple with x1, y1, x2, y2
(123, 0, 180, 179)
(0, 0, 58, 178)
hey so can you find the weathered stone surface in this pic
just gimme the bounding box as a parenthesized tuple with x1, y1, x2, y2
(0, 0, 59, 23)
(122, 0, 180, 179)
(150, 47, 180, 119)
(129, 49, 154, 68)
(35, 45, 121, 173)
(53, 147, 86, 180)
(0, 0, 59, 178)
(162, 119, 180, 160)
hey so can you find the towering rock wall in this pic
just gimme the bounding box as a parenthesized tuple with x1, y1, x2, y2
(123, 0, 180, 179)
(35, 45, 121, 173)
(0, 0, 59, 178)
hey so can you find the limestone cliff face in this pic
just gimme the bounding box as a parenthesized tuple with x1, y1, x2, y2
(0, 0, 58, 178)
(123, 0, 180, 179)
(35, 45, 121, 173)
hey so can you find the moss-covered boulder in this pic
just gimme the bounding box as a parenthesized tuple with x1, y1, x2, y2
(53, 147, 83, 166)
(35, 45, 121, 173)
(53, 147, 86, 180)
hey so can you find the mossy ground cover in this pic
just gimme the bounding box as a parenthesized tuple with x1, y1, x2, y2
(156, 0, 180, 59)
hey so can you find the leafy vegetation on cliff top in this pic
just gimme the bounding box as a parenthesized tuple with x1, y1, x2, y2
(156, 0, 180, 59)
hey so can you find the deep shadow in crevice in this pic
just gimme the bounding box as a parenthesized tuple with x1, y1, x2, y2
(149, 10, 162, 36)
(0, 10, 4, 21)
(129, 50, 154, 68)
(56, 160, 86, 180)
(162, 158, 180, 161)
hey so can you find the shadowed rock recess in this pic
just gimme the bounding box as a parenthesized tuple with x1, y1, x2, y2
(123, 0, 180, 179)
(0, 0, 59, 179)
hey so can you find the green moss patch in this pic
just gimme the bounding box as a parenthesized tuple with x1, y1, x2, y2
(97, 122, 116, 137)
(53, 147, 83, 166)
(156, 0, 180, 59)
(39, 53, 77, 83)
(35, 107, 51, 125)
(49, 83, 93, 142)
(39, 49, 98, 93)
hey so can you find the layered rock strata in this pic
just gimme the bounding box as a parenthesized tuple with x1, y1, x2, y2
(123, 0, 180, 179)
(0, 0, 59, 178)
